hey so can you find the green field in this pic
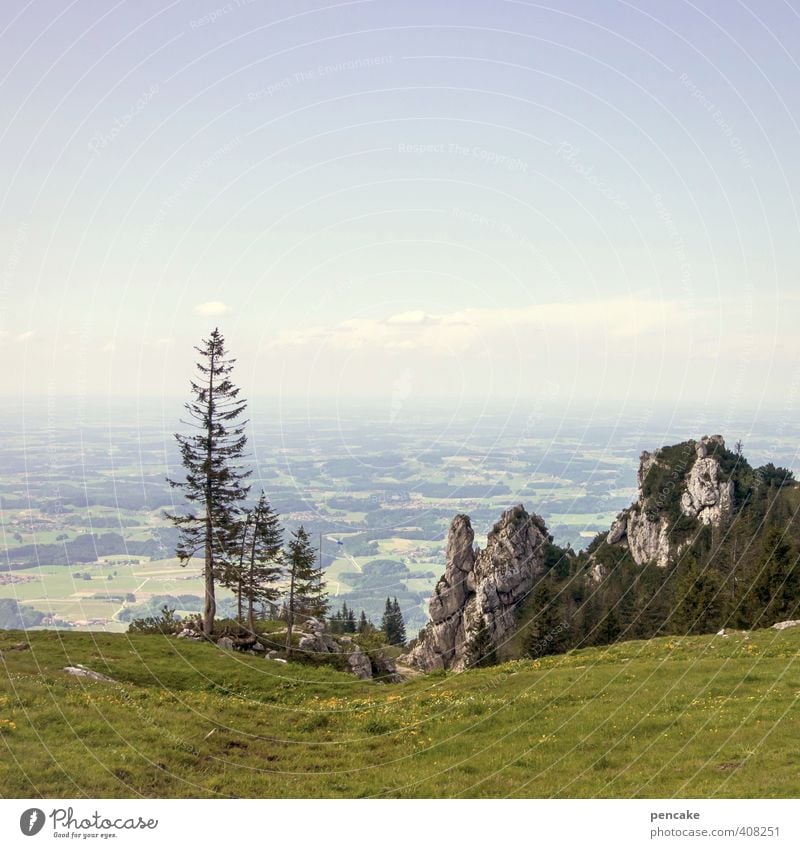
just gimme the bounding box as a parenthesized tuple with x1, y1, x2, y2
(1, 626, 799, 798)
(0, 559, 208, 632)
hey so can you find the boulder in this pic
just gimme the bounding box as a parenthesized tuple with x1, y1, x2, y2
(347, 647, 372, 679)
(63, 665, 116, 683)
(772, 620, 800, 631)
(217, 637, 236, 651)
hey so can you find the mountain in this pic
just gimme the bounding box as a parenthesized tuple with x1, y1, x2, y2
(406, 435, 799, 671)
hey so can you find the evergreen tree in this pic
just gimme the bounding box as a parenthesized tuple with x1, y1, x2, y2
(741, 526, 799, 627)
(229, 509, 252, 625)
(380, 597, 407, 645)
(284, 525, 327, 655)
(392, 597, 406, 644)
(525, 579, 568, 658)
(466, 616, 495, 668)
(380, 597, 394, 643)
(165, 328, 250, 636)
(346, 606, 358, 633)
(358, 610, 369, 633)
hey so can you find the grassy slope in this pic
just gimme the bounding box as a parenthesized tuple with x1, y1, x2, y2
(1, 627, 799, 798)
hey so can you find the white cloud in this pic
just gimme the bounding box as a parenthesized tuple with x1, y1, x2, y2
(193, 300, 231, 317)
(386, 310, 432, 325)
(269, 296, 687, 354)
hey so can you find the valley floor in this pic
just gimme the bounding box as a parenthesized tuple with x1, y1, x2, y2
(1, 627, 799, 798)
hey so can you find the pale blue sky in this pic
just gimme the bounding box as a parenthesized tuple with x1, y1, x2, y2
(2, 0, 799, 416)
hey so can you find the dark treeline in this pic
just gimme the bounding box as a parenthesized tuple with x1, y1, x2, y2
(509, 444, 800, 662)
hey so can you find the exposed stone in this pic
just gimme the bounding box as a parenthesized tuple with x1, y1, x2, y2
(681, 454, 734, 525)
(625, 507, 673, 569)
(405, 504, 548, 672)
(606, 513, 627, 545)
(347, 647, 372, 679)
(603, 436, 734, 568)
(177, 628, 203, 641)
(373, 655, 403, 683)
(63, 665, 116, 683)
(217, 637, 236, 651)
(298, 634, 324, 652)
(587, 555, 605, 584)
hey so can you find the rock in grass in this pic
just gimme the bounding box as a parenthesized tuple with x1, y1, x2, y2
(63, 664, 116, 683)
(772, 620, 800, 631)
(347, 647, 372, 680)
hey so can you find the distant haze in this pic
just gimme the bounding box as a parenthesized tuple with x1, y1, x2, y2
(2, 1, 799, 417)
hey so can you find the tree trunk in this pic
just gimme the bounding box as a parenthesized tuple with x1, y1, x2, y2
(203, 514, 215, 636)
(203, 345, 216, 637)
(247, 511, 258, 634)
(236, 513, 251, 626)
(285, 571, 295, 657)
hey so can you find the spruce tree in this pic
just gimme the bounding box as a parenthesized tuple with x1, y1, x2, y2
(381, 597, 394, 643)
(358, 610, 369, 633)
(242, 492, 283, 632)
(165, 328, 250, 636)
(466, 616, 496, 668)
(392, 597, 406, 645)
(284, 525, 327, 654)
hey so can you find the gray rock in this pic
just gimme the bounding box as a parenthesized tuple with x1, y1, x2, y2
(63, 665, 116, 683)
(266, 650, 278, 659)
(298, 634, 319, 651)
(321, 635, 340, 652)
(347, 648, 373, 679)
(217, 637, 236, 651)
(772, 620, 800, 631)
(609, 436, 734, 569)
(407, 505, 548, 672)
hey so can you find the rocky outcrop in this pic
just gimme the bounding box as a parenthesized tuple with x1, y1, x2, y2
(604, 435, 735, 569)
(681, 437, 735, 524)
(298, 618, 340, 653)
(405, 504, 548, 672)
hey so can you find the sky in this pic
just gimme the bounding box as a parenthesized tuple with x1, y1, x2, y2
(2, 0, 800, 421)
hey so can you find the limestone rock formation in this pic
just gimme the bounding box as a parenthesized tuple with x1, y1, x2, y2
(604, 435, 735, 569)
(405, 504, 548, 672)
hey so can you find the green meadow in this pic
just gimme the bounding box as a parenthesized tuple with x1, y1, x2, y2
(1, 625, 798, 798)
